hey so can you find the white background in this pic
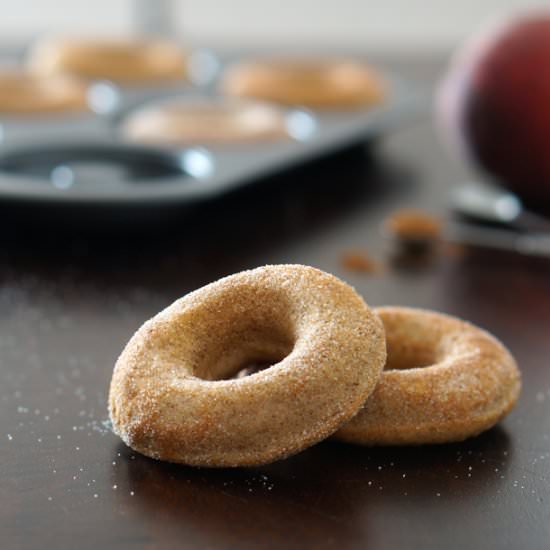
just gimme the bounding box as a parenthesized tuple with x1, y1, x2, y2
(1, 0, 546, 51)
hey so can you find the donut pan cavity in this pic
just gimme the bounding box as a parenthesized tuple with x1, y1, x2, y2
(0, 52, 424, 209)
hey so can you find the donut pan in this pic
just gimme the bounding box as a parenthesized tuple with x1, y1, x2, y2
(0, 55, 424, 208)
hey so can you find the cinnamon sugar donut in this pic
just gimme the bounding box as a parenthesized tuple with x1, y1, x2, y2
(0, 68, 88, 114)
(221, 58, 386, 109)
(123, 98, 289, 145)
(109, 265, 386, 467)
(27, 37, 186, 84)
(335, 307, 521, 445)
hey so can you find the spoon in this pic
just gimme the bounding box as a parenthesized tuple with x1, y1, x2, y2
(383, 208, 550, 259)
(447, 222, 550, 258)
(452, 181, 550, 232)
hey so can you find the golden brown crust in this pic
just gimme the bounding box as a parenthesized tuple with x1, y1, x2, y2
(221, 58, 386, 109)
(27, 37, 186, 84)
(334, 306, 521, 445)
(123, 98, 289, 145)
(0, 68, 88, 114)
(109, 265, 386, 467)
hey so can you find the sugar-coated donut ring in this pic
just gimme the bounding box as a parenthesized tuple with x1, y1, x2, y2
(27, 37, 186, 84)
(0, 69, 88, 114)
(221, 58, 386, 109)
(335, 307, 521, 445)
(123, 98, 289, 145)
(109, 265, 386, 467)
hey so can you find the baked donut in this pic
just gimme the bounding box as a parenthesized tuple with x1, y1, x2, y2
(335, 307, 521, 445)
(221, 58, 386, 109)
(109, 265, 386, 467)
(27, 37, 186, 84)
(0, 68, 88, 114)
(123, 98, 289, 145)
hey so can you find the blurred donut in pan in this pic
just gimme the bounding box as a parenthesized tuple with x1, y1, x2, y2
(123, 97, 291, 145)
(221, 58, 386, 109)
(0, 67, 88, 114)
(27, 37, 187, 84)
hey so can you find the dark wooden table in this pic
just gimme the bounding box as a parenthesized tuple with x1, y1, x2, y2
(2, 56, 550, 550)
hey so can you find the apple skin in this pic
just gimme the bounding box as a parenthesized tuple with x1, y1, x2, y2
(438, 12, 550, 210)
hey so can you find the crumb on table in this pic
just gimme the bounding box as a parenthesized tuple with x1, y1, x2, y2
(341, 250, 384, 274)
(384, 209, 443, 243)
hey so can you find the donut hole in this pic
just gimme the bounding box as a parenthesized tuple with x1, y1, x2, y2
(230, 360, 279, 380)
(384, 333, 441, 370)
(177, 286, 298, 382)
(200, 324, 294, 381)
(384, 343, 439, 370)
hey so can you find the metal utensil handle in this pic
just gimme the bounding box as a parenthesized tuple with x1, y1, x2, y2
(133, 0, 176, 37)
(448, 223, 550, 259)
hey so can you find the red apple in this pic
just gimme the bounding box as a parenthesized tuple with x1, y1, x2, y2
(438, 11, 550, 210)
